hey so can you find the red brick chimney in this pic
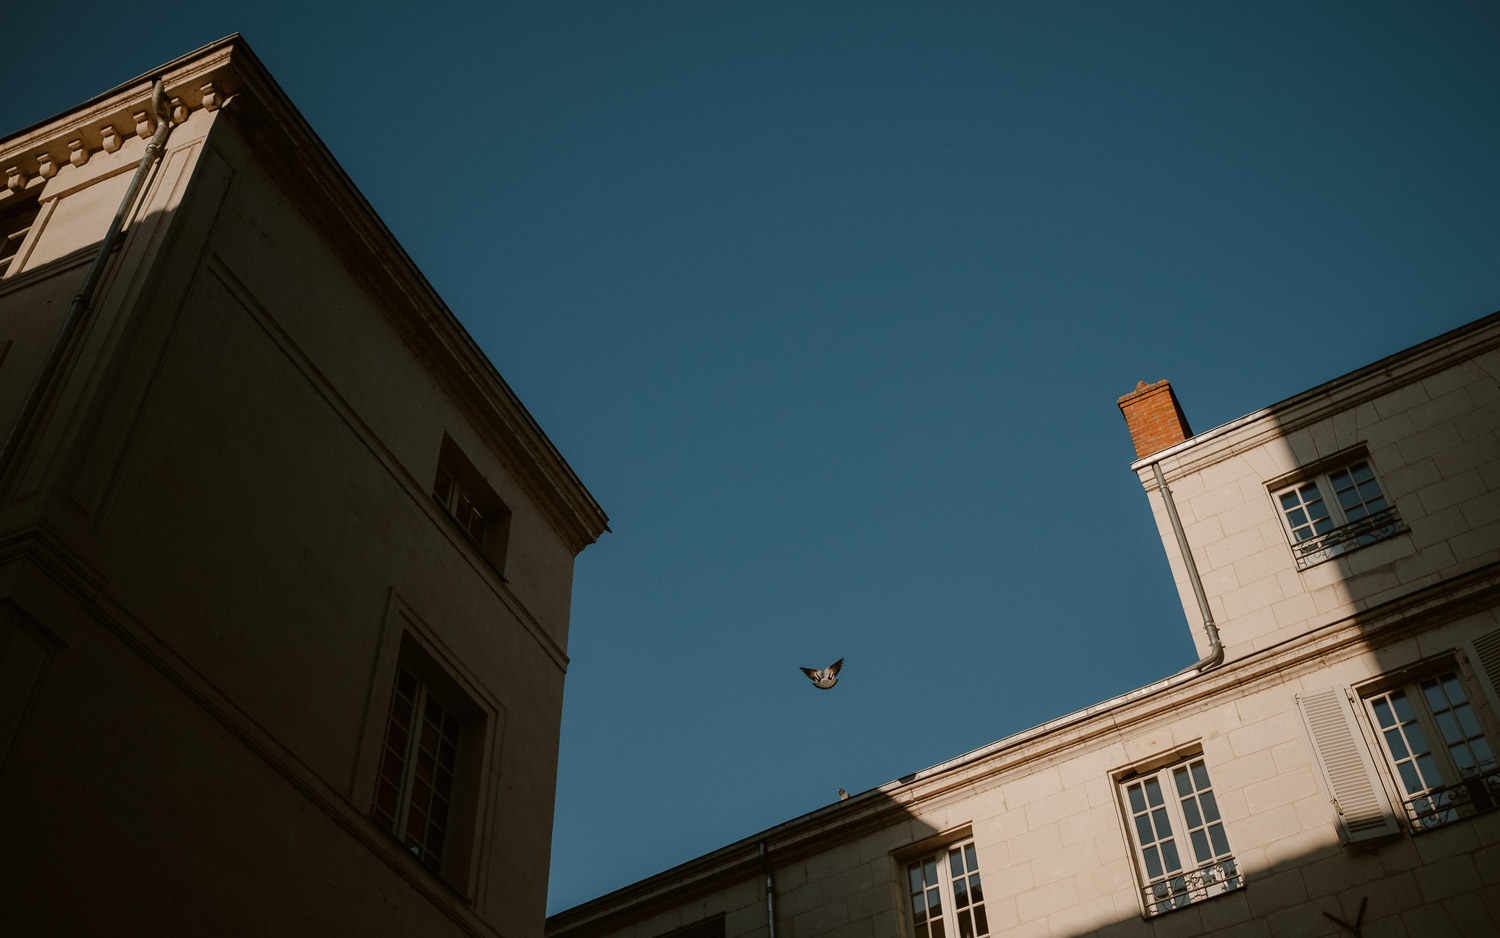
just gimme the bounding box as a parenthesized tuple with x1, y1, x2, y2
(1118, 380, 1193, 459)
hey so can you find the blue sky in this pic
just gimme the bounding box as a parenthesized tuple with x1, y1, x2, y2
(5, 1, 1497, 915)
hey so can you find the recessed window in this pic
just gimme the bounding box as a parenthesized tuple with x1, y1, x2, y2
(432, 434, 510, 571)
(1270, 450, 1402, 569)
(370, 635, 487, 888)
(0, 198, 39, 277)
(1362, 667, 1499, 832)
(373, 664, 464, 872)
(1119, 755, 1240, 916)
(905, 840, 989, 938)
(433, 465, 487, 544)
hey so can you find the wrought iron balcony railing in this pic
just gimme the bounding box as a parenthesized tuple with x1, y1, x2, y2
(1401, 771, 1500, 833)
(1141, 858, 1242, 916)
(1290, 506, 1404, 569)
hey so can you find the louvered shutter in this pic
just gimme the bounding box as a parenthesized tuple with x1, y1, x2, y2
(1295, 686, 1402, 844)
(1466, 627, 1500, 725)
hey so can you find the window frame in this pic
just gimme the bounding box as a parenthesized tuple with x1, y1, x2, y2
(900, 835, 991, 938)
(0, 195, 41, 278)
(1115, 749, 1242, 918)
(1267, 447, 1403, 570)
(1354, 657, 1500, 833)
(432, 434, 512, 574)
(358, 607, 502, 898)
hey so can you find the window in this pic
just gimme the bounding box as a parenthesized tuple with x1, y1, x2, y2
(433, 464, 487, 544)
(0, 198, 39, 277)
(1118, 755, 1240, 916)
(1362, 666, 1499, 832)
(1270, 449, 1402, 569)
(431, 434, 511, 571)
(373, 664, 465, 873)
(369, 633, 489, 888)
(905, 840, 989, 938)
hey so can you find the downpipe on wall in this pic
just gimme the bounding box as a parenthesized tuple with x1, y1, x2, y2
(760, 840, 776, 938)
(0, 79, 175, 483)
(1152, 461, 1224, 674)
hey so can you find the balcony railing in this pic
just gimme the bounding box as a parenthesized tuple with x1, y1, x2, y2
(1141, 858, 1242, 916)
(1402, 772, 1500, 832)
(1291, 506, 1403, 569)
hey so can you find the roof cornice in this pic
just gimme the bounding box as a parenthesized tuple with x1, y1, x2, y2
(2, 37, 609, 553)
(1130, 309, 1500, 478)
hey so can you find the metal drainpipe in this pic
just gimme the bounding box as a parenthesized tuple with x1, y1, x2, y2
(1152, 461, 1224, 674)
(759, 841, 776, 938)
(0, 79, 174, 482)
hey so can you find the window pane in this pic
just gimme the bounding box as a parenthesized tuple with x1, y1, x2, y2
(1372, 698, 1395, 728)
(1135, 813, 1154, 844)
(958, 909, 974, 938)
(1414, 753, 1442, 788)
(1435, 711, 1463, 744)
(1208, 823, 1230, 857)
(1173, 767, 1192, 798)
(1183, 797, 1202, 828)
(1160, 839, 1181, 873)
(974, 905, 988, 936)
(1128, 784, 1146, 813)
(964, 843, 977, 871)
(1472, 737, 1494, 770)
(1152, 807, 1172, 840)
(1199, 790, 1221, 822)
(1190, 829, 1211, 864)
(1383, 728, 1410, 761)
(1143, 845, 1163, 879)
(1397, 761, 1424, 795)
(1456, 704, 1482, 737)
(1145, 778, 1164, 807)
(949, 849, 963, 880)
(969, 873, 983, 903)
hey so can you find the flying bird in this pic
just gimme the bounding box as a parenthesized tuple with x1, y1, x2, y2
(800, 658, 843, 690)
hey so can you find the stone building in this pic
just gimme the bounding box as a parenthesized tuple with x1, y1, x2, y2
(0, 38, 607, 936)
(546, 313, 1500, 938)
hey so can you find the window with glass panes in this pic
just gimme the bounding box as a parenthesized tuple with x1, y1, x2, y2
(905, 841, 989, 938)
(1364, 670, 1499, 831)
(1120, 757, 1240, 916)
(373, 665, 463, 872)
(1273, 458, 1400, 568)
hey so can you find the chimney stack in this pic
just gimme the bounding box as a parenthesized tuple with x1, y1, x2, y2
(1118, 380, 1193, 460)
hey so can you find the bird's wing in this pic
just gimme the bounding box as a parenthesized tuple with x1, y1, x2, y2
(800, 667, 820, 679)
(826, 658, 844, 676)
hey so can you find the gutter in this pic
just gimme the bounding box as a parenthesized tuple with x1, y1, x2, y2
(0, 80, 174, 483)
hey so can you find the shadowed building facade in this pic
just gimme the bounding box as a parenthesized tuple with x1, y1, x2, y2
(546, 314, 1500, 938)
(0, 38, 607, 936)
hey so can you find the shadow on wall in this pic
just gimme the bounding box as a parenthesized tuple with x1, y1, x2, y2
(1077, 365, 1500, 937)
(546, 787, 950, 938)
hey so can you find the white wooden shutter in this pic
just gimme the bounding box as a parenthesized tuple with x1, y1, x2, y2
(1465, 627, 1500, 725)
(1295, 686, 1402, 844)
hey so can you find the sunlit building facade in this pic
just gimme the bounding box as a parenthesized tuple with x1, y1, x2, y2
(0, 38, 607, 935)
(547, 314, 1500, 938)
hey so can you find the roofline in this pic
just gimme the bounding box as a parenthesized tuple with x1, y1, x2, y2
(3, 37, 609, 550)
(1130, 308, 1500, 472)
